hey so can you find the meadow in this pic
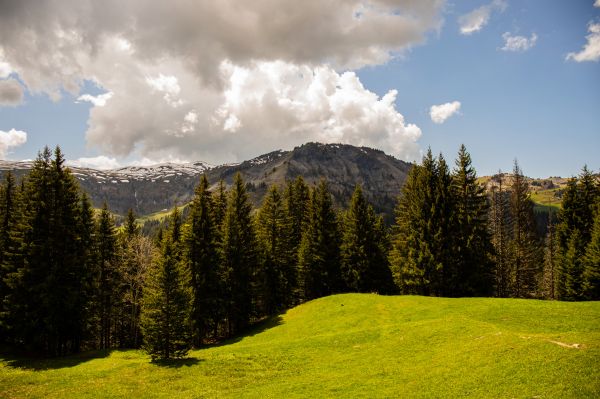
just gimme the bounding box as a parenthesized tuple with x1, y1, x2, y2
(1, 294, 599, 398)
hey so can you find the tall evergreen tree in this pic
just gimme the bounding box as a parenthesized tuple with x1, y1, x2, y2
(141, 208, 192, 360)
(389, 150, 452, 296)
(184, 175, 220, 345)
(298, 180, 341, 300)
(508, 160, 541, 298)
(489, 171, 511, 297)
(340, 185, 393, 294)
(542, 214, 558, 300)
(256, 185, 291, 314)
(96, 202, 120, 349)
(556, 167, 599, 300)
(4, 147, 92, 355)
(283, 176, 310, 303)
(124, 208, 139, 237)
(451, 145, 494, 296)
(583, 208, 600, 300)
(221, 173, 258, 335)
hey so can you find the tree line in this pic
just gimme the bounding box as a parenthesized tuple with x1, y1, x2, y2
(0, 145, 599, 359)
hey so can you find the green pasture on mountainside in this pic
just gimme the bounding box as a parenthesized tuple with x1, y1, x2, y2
(1, 294, 599, 398)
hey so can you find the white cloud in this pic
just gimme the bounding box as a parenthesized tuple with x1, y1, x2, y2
(566, 22, 600, 62)
(430, 101, 461, 124)
(0, 62, 12, 79)
(67, 155, 120, 170)
(459, 0, 507, 35)
(0, 128, 27, 158)
(0, 78, 24, 106)
(501, 32, 538, 52)
(0, 1, 445, 163)
(595, 0, 600, 8)
(77, 92, 113, 107)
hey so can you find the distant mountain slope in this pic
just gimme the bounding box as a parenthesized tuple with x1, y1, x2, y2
(0, 143, 412, 219)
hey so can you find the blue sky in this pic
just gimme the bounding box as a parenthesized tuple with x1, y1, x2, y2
(0, 0, 598, 177)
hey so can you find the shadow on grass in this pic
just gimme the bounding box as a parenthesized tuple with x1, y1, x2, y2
(151, 357, 202, 368)
(209, 314, 284, 348)
(0, 349, 112, 371)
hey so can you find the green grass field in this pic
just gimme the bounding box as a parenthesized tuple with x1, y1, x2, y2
(1, 294, 599, 398)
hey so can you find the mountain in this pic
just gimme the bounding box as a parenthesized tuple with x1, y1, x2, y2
(0, 143, 413, 220)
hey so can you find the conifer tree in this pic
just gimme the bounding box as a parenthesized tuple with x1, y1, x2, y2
(220, 173, 258, 335)
(508, 161, 541, 298)
(542, 214, 558, 299)
(451, 145, 494, 296)
(489, 171, 511, 297)
(283, 176, 310, 302)
(141, 208, 192, 360)
(556, 167, 599, 300)
(96, 202, 120, 349)
(298, 180, 341, 300)
(184, 175, 220, 345)
(582, 202, 600, 300)
(257, 185, 293, 314)
(0, 172, 20, 340)
(562, 229, 586, 300)
(340, 185, 393, 293)
(212, 180, 228, 231)
(4, 147, 92, 355)
(389, 150, 449, 296)
(124, 208, 139, 237)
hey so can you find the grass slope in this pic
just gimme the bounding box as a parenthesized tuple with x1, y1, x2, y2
(1, 294, 599, 398)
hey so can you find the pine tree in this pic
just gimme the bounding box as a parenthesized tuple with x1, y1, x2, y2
(340, 185, 393, 293)
(508, 160, 541, 298)
(4, 147, 93, 355)
(562, 229, 586, 300)
(184, 175, 220, 345)
(257, 185, 295, 314)
(283, 176, 310, 303)
(141, 208, 192, 360)
(124, 208, 139, 238)
(451, 145, 494, 296)
(489, 171, 511, 297)
(0, 172, 20, 341)
(220, 173, 258, 335)
(542, 214, 558, 299)
(389, 150, 448, 296)
(298, 180, 341, 300)
(555, 167, 599, 300)
(583, 209, 600, 300)
(96, 202, 120, 349)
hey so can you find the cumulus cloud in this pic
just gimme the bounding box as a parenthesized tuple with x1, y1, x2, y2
(0, 78, 24, 106)
(0, 62, 12, 79)
(501, 32, 538, 52)
(0, 0, 445, 162)
(566, 22, 600, 62)
(67, 155, 121, 170)
(430, 101, 461, 124)
(595, 0, 600, 8)
(458, 0, 507, 35)
(0, 129, 27, 158)
(77, 92, 113, 107)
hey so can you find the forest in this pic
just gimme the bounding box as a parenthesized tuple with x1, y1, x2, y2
(0, 145, 599, 360)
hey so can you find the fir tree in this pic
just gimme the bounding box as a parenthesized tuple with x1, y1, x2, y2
(141, 208, 192, 360)
(489, 171, 511, 297)
(340, 185, 393, 294)
(96, 202, 120, 349)
(220, 173, 258, 335)
(184, 175, 220, 345)
(257, 185, 293, 314)
(451, 145, 494, 296)
(124, 208, 139, 238)
(583, 209, 600, 300)
(283, 176, 310, 303)
(508, 160, 540, 298)
(542, 214, 558, 299)
(5, 147, 92, 355)
(298, 180, 341, 300)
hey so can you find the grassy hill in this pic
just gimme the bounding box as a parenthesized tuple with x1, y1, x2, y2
(1, 294, 599, 398)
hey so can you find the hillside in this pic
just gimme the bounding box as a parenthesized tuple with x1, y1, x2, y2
(0, 143, 412, 220)
(1, 294, 599, 398)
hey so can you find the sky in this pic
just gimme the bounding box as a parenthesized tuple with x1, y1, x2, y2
(0, 0, 598, 177)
